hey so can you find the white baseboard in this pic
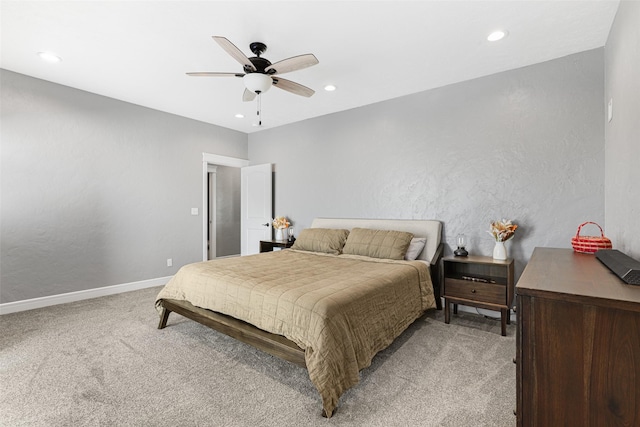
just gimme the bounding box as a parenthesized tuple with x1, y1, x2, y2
(0, 276, 172, 315)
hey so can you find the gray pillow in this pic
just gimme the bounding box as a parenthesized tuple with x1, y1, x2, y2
(404, 237, 427, 260)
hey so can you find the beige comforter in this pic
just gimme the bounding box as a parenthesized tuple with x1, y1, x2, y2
(155, 249, 435, 417)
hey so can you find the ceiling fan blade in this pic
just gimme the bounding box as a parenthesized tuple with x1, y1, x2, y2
(272, 77, 315, 97)
(186, 72, 244, 77)
(243, 89, 257, 102)
(212, 36, 256, 72)
(265, 54, 319, 75)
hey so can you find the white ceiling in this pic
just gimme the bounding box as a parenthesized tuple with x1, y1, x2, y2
(1, 1, 620, 134)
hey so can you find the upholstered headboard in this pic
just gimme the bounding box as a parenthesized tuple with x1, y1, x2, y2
(310, 218, 443, 265)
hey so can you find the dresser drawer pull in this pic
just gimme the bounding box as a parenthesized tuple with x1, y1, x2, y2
(471, 289, 476, 293)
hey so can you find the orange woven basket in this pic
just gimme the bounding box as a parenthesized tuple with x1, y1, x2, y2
(571, 221, 612, 254)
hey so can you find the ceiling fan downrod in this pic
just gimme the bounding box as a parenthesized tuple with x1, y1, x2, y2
(249, 42, 267, 57)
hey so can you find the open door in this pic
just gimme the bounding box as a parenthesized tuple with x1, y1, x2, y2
(241, 164, 272, 255)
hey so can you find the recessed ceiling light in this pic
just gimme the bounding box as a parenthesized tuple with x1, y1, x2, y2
(487, 30, 507, 42)
(37, 51, 62, 63)
(235, 113, 244, 119)
(324, 84, 337, 92)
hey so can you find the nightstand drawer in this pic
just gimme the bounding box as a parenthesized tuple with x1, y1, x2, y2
(445, 278, 505, 305)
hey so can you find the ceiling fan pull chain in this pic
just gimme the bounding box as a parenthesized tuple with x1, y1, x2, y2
(257, 93, 262, 126)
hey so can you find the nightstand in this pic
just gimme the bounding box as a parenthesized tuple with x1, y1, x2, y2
(442, 255, 514, 336)
(259, 240, 294, 253)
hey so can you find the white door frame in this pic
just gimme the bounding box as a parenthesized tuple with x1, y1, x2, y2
(202, 153, 249, 261)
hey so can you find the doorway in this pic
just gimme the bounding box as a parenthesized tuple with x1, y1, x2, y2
(202, 153, 249, 261)
(207, 165, 241, 259)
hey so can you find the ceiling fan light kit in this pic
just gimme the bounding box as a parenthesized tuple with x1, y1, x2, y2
(243, 73, 272, 94)
(187, 36, 319, 126)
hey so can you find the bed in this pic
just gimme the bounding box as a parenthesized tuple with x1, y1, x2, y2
(156, 218, 443, 417)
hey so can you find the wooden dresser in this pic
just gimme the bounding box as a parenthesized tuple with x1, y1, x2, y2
(516, 247, 640, 426)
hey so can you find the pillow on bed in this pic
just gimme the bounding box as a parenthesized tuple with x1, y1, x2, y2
(291, 228, 350, 255)
(404, 237, 427, 260)
(342, 228, 414, 260)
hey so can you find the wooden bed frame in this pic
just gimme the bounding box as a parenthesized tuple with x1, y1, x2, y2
(157, 218, 443, 385)
(158, 298, 307, 367)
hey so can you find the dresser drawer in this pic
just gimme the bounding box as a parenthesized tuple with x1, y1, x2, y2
(444, 278, 506, 305)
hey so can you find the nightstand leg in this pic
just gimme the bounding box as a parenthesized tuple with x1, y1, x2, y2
(453, 303, 458, 315)
(444, 299, 451, 324)
(500, 308, 507, 336)
(506, 307, 511, 325)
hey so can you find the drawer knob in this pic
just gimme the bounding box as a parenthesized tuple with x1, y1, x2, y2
(471, 289, 476, 293)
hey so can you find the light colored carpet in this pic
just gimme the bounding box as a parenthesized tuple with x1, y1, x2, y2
(0, 286, 516, 426)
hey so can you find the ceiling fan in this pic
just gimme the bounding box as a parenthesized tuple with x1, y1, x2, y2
(187, 36, 319, 102)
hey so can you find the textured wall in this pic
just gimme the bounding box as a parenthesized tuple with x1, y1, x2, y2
(1, 70, 247, 303)
(605, 1, 640, 259)
(249, 49, 605, 280)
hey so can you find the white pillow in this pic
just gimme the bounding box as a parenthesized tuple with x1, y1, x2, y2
(404, 237, 427, 260)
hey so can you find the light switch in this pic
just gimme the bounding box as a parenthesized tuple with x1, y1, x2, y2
(191, 208, 199, 215)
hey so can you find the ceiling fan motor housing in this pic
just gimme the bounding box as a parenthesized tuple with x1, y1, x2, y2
(245, 56, 273, 74)
(244, 42, 278, 75)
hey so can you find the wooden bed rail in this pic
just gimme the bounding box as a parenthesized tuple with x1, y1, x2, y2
(158, 298, 307, 368)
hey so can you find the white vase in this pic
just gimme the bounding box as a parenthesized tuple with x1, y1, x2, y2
(493, 241, 507, 260)
(275, 228, 286, 241)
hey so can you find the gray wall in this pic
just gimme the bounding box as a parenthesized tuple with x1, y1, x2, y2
(605, 0, 640, 259)
(4, 37, 627, 304)
(215, 165, 241, 257)
(1, 70, 247, 303)
(249, 49, 606, 280)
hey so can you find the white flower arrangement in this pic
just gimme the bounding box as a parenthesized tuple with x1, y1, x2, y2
(488, 219, 518, 242)
(272, 216, 290, 229)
